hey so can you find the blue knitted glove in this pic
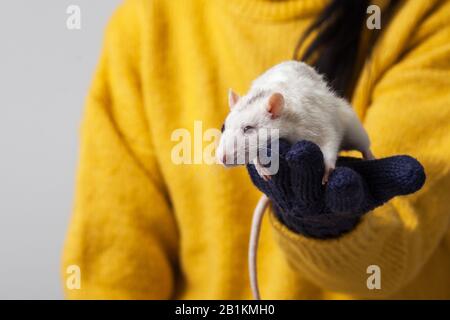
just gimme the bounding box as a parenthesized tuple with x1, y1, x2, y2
(247, 139, 426, 239)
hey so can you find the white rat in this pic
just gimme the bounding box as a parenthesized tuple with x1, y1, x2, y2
(216, 60, 374, 182)
(216, 60, 374, 299)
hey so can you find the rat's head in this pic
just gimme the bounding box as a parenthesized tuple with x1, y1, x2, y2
(216, 89, 285, 167)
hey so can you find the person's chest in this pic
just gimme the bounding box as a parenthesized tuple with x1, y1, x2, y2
(134, 3, 325, 292)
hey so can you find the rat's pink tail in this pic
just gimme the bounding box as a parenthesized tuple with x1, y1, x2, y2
(248, 195, 270, 300)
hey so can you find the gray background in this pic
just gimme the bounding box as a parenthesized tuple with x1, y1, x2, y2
(0, 1, 122, 299)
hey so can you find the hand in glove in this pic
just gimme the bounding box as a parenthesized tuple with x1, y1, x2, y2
(247, 139, 426, 239)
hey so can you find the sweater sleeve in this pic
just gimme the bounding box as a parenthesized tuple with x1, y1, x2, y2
(62, 0, 178, 299)
(269, 4, 450, 297)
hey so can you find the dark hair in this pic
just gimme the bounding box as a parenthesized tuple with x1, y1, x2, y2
(294, 0, 399, 97)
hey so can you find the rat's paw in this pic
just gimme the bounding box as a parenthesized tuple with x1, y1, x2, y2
(322, 166, 335, 185)
(254, 161, 272, 181)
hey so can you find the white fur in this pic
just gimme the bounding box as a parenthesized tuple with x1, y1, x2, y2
(216, 60, 373, 174)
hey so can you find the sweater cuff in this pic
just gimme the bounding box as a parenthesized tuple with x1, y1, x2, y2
(268, 202, 407, 296)
(272, 204, 363, 239)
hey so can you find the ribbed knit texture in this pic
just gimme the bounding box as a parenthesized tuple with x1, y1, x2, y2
(247, 139, 426, 238)
(62, 0, 450, 299)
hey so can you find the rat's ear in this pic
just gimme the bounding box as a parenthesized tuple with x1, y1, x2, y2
(267, 92, 284, 118)
(228, 88, 240, 109)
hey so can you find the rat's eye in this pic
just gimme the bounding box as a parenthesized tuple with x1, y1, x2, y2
(243, 125, 255, 133)
(221, 123, 225, 133)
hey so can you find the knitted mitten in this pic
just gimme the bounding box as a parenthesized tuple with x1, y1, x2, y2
(247, 139, 426, 239)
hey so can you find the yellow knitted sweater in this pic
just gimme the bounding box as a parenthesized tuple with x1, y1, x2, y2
(62, 0, 450, 299)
